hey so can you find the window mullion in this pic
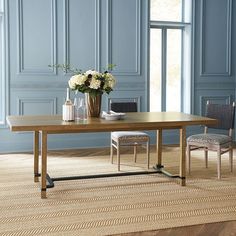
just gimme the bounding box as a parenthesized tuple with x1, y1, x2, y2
(161, 28, 167, 111)
(180, 29, 184, 112)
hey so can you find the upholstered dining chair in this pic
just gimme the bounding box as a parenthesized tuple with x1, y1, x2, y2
(187, 101, 235, 179)
(109, 99, 150, 171)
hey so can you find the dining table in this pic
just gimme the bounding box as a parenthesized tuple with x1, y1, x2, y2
(7, 112, 217, 198)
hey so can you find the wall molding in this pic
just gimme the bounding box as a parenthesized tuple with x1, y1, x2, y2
(63, 0, 69, 73)
(200, 95, 231, 115)
(10, 80, 145, 90)
(0, 0, 9, 128)
(199, 0, 232, 76)
(63, 0, 100, 72)
(17, 97, 57, 115)
(95, 0, 101, 71)
(16, 0, 57, 75)
(106, 0, 141, 76)
(0, 14, 4, 125)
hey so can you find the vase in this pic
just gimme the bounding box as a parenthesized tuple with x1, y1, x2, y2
(85, 93, 102, 118)
(74, 96, 87, 121)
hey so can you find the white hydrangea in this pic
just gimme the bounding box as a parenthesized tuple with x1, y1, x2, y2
(104, 73, 116, 89)
(89, 78, 101, 89)
(85, 70, 101, 77)
(68, 74, 87, 89)
(67, 68, 116, 94)
(68, 75, 78, 89)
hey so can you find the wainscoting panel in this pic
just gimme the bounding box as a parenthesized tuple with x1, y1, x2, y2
(4, 1, 236, 152)
(17, 97, 57, 115)
(16, 0, 56, 75)
(10, 89, 64, 116)
(200, 0, 232, 76)
(107, 0, 141, 75)
(65, 0, 98, 70)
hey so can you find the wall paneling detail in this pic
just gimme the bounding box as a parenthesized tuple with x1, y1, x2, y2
(16, 0, 57, 75)
(17, 97, 57, 115)
(107, 0, 141, 75)
(64, 0, 99, 71)
(200, 0, 232, 76)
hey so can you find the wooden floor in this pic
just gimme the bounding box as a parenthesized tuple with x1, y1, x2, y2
(50, 146, 236, 236)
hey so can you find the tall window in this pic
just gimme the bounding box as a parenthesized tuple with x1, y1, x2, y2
(0, 0, 5, 125)
(149, 0, 192, 112)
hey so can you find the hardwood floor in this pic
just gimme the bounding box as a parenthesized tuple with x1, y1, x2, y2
(50, 146, 236, 236)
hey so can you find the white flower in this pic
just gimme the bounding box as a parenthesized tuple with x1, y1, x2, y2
(104, 73, 116, 88)
(85, 70, 100, 77)
(89, 78, 101, 89)
(68, 74, 87, 89)
(68, 75, 77, 89)
(76, 74, 87, 85)
(108, 78, 116, 88)
(65, 66, 116, 94)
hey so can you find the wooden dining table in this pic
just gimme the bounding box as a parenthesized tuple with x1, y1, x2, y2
(7, 112, 217, 199)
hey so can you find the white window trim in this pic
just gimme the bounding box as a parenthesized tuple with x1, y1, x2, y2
(0, 0, 8, 127)
(149, 0, 194, 114)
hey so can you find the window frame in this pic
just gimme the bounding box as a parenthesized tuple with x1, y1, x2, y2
(0, 0, 8, 127)
(149, 0, 194, 113)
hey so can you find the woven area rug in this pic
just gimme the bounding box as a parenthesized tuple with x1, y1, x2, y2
(0, 147, 236, 236)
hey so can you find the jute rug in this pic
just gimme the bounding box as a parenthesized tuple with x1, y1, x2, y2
(0, 147, 236, 235)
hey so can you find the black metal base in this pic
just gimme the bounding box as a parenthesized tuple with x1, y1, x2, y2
(43, 164, 185, 189)
(45, 170, 161, 188)
(153, 164, 185, 179)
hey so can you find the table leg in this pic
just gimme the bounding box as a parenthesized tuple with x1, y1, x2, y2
(41, 131, 47, 199)
(156, 129, 163, 167)
(34, 131, 39, 182)
(179, 127, 186, 186)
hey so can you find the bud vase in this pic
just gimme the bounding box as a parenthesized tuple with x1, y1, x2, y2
(85, 93, 102, 118)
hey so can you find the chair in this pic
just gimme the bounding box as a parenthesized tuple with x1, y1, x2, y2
(187, 101, 235, 179)
(110, 100, 150, 171)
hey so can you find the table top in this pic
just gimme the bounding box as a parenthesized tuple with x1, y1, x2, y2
(7, 112, 217, 133)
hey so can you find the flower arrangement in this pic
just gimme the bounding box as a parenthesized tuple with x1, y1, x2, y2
(49, 64, 116, 97)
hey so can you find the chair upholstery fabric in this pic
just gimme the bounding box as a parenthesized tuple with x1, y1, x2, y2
(187, 134, 232, 145)
(112, 131, 149, 139)
(187, 101, 235, 179)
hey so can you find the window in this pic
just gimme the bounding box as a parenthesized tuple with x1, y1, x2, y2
(149, 0, 193, 112)
(0, 0, 5, 125)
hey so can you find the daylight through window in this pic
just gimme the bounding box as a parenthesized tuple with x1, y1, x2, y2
(149, 0, 192, 112)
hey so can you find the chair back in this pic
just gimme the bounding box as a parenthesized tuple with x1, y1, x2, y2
(110, 102, 137, 113)
(205, 102, 235, 130)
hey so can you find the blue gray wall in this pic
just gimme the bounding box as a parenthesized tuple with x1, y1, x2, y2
(193, 0, 235, 115)
(0, 0, 235, 153)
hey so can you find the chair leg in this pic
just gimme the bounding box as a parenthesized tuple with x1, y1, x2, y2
(229, 144, 233, 172)
(187, 144, 191, 174)
(134, 145, 137, 163)
(147, 141, 150, 169)
(110, 140, 114, 164)
(117, 142, 120, 171)
(217, 147, 221, 179)
(204, 148, 208, 168)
